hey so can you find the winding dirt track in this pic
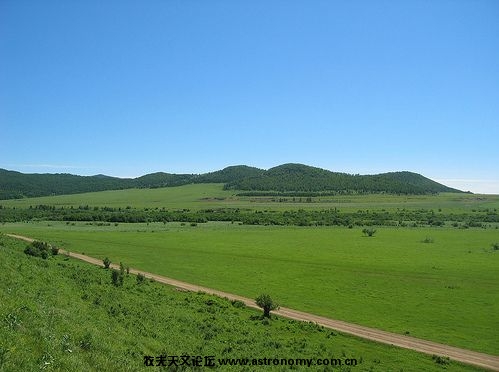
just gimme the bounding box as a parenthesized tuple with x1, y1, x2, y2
(7, 233, 499, 371)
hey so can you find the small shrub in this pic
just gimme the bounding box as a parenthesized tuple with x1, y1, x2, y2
(103, 257, 111, 269)
(51, 246, 59, 255)
(111, 269, 123, 287)
(432, 355, 450, 365)
(231, 300, 245, 308)
(24, 241, 52, 259)
(136, 273, 146, 284)
(362, 228, 376, 237)
(492, 242, 499, 251)
(422, 237, 434, 244)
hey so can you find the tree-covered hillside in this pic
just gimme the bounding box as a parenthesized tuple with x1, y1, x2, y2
(196, 165, 265, 183)
(134, 172, 196, 188)
(0, 164, 463, 200)
(0, 169, 134, 200)
(224, 164, 462, 195)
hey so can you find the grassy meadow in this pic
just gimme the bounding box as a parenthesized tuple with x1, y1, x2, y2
(1, 183, 499, 212)
(0, 234, 485, 372)
(1, 184, 498, 371)
(2, 221, 498, 355)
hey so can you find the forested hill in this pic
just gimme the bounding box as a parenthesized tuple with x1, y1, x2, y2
(224, 164, 463, 195)
(0, 164, 463, 199)
(0, 169, 135, 199)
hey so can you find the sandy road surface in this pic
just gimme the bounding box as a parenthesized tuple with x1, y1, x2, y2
(6, 233, 499, 371)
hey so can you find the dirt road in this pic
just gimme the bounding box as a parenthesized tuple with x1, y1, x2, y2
(7, 233, 499, 371)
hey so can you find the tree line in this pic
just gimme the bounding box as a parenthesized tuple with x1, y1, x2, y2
(1, 205, 497, 228)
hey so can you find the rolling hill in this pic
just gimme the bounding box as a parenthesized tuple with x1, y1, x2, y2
(225, 163, 462, 195)
(0, 164, 463, 200)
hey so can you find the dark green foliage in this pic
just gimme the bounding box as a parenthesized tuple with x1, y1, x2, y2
(362, 228, 377, 237)
(0, 163, 462, 200)
(492, 242, 499, 251)
(2, 204, 497, 228)
(134, 172, 195, 188)
(110, 269, 123, 287)
(196, 165, 265, 183)
(422, 237, 434, 243)
(111, 262, 126, 286)
(255, 294, 279, 318)
(103, 257, 111, 269)
(0, 168, 134, 200)
(24, 240, 51, 259)
(225, 164, 462, 194)
(231, 299, 246, 308)
(136, 272, 146, 284)
(432, 355, 450, 365)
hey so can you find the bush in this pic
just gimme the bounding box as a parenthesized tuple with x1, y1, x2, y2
(432, 355, 450, 365)
(231, 300, 246, 308)
(111, 269, 123, 287)
(136, 273, 146, 284)
(24, 241, 52, 259)
(492, 242, 499, 251)
(51, 246, 59, 255)
(103, 257, 111, 269)
(362, 228, 377, 237)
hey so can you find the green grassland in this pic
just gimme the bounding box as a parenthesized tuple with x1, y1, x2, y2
(0, 234, 484, 371)
(2, 222, 498, 356)
(2, 183, 499, 212)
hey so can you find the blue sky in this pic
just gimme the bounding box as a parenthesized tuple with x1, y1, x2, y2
(1, 1, 498, 193)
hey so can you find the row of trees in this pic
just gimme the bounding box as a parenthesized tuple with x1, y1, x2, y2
(2, 205, 498, 227)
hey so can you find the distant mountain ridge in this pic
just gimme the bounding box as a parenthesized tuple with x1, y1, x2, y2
(0, 164, 463, 200)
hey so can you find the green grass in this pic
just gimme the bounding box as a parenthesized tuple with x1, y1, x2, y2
(0, 183, 232, 210)
(1, 183, 499, 212)
(2, 222, 498, 355)
(0, 234, 484, 371)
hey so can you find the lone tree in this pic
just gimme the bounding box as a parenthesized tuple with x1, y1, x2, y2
(255, 294, 279, 318)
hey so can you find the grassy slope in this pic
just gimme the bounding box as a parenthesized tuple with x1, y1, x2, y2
(0, 234, 483, 371)
(1, 183, 498, 211)
(2, 222, 498, 355)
